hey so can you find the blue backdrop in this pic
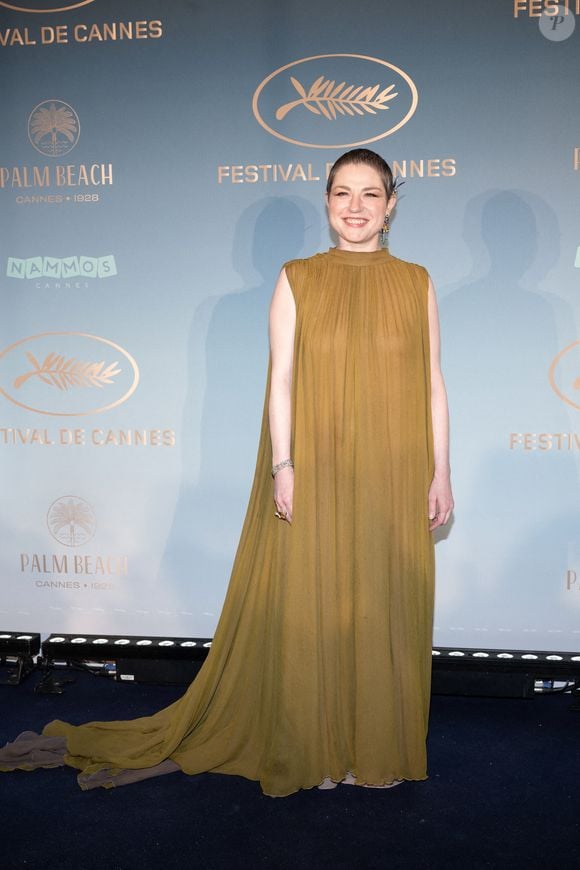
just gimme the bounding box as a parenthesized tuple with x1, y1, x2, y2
(1, 0, 579, 652)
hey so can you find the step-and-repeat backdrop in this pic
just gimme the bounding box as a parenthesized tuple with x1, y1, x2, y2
(1, 0, 578, 651)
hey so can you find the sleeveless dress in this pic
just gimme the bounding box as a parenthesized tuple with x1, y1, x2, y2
(1, 247, 435, 797)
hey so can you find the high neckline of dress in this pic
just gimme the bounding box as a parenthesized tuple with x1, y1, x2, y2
(327, 247, 392, 265)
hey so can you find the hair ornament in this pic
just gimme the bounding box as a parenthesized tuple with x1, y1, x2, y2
(392, 176, 405, 194)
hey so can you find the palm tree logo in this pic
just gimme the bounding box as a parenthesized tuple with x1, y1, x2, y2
(28, 100, 80, 158)
(47, 496, 96, 547)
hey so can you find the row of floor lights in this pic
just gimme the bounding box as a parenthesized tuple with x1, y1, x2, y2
(432, 650, 580, 661)
(46, 637, 213, 648)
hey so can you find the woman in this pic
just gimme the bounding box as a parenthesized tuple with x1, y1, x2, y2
(0, 148, 453, 796)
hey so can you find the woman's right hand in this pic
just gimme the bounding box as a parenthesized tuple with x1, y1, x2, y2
(273, 466, 294, 523)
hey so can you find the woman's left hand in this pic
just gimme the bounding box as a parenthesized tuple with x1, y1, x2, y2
(428, 474, 454, 531)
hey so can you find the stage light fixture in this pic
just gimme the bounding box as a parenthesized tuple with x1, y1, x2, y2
(42, 633, 213, 685)
(0, 631, 41, 686)
(431, 646, 580, 698)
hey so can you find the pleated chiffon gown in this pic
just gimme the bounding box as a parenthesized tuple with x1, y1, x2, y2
(32, 247, 436, 796)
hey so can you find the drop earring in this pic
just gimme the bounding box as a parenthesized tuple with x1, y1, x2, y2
(380, 212, 390, 248)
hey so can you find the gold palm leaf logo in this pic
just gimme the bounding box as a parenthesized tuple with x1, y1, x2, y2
(548, 340, 580, 411)
(47, 496, 96, 547)
(0, 2, 95, 11)
(252, 54, 418, 149)
(276, 76, 398, 121)
(14, 352, 121, 392)
(28, 100, 80, 157)
(0, 332, 139, 416)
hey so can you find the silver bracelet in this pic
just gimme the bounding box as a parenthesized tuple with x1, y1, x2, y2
(272, 458, 294, 477)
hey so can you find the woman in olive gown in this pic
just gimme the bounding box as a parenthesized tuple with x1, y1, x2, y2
(0, 149, 453, 796)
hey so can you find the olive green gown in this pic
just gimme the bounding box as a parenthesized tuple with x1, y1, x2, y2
(3, 247, 435, 797)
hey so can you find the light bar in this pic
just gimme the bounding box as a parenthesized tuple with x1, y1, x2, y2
(42, 633, 212, 663)
(0, 631, 41, 686)
(431, 646, 580, 678)
(0, 632, 41, 657)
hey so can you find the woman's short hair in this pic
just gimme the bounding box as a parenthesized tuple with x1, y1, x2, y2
(326, 148, 395, 198)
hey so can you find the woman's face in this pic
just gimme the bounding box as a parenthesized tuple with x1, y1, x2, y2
(326, 163, 395, 252)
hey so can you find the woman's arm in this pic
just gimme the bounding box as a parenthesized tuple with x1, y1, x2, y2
(427, 275, 454, 530)
(268, 267, 296, 523)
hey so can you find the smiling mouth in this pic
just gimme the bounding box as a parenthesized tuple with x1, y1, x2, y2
(343, 218, 368, 227)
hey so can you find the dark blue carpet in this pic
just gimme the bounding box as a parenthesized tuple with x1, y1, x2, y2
(0, 669, 578, 870)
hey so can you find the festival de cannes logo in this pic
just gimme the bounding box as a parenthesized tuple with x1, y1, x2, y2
(549, 341, 580, 411)
(47, 496, 96, 547)
(252, 53, 418, 149)
(28, 100, 80, 157)
(0, 1, 95, 12)
(0, 332, 139, 416)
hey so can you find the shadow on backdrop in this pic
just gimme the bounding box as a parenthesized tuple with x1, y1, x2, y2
(157, 196, 321, 633)
(436, 190, 579, 648)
